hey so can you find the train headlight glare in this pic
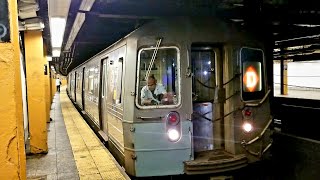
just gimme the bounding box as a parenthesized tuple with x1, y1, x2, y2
(243, 122, 253, 133)
(167, 129, 180, 141)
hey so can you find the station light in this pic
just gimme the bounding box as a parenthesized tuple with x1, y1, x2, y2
(47, 56, 52, 62)
(52, 49, 61, 57)
(79, 0, 95, 11)
(65, 13, 85, 51)
(50, 17, 66, 48)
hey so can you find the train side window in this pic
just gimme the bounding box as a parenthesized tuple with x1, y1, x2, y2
(88, 67, 94, 94)
(136, 46, 180, 108)
(85, 69, 89, 93)
(102, 62, 107, 98)
(93, 65, 99, 97)
(109, 57, 124, 105)
(76, 72, 81, 90)
(117, 58, 124, 104)
(71, 73, 75, 91)
(240, 47, 265, 101)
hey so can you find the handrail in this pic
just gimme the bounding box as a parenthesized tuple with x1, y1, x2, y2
(137, 116, 163, 120)
(243, 142, 272, 157)
(245, 89, 271, 107)
(241, 118, 273, 157)
(189, 127, 193, 158)
(145, 38, 162, 80)
(242, 118, 273, 146)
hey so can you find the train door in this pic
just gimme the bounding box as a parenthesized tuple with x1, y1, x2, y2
(186, 45, 245, 174)
(100, 58, 109, 135)
(82, 67, 85, 109)
(191, 45, 220, 152)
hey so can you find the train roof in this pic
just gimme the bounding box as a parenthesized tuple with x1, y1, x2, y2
(70, 17, 262, 72)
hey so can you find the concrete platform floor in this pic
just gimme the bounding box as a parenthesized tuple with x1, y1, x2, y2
(26, 90, 128, 180)
(26, 93, 79, 179)
(274, 86, 320, 100)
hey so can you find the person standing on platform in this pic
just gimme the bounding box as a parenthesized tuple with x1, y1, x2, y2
(56, 77, 61, 93)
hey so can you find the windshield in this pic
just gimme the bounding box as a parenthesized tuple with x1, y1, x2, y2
(136, 47, 180, 109)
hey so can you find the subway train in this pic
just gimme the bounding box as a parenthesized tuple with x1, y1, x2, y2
(67, 17, 273, 177)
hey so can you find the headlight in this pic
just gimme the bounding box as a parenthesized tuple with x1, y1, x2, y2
(167, 129, 180, 141)
(243, 122, 253, 133)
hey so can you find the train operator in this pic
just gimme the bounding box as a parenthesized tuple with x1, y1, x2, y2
(141, 74, 168, 105)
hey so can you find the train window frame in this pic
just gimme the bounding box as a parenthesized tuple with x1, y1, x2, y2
(135, 46, 181, 109)
(240, 47, 266, 102)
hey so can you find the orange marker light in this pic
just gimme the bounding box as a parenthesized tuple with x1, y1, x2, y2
(243, 65, 260, 92)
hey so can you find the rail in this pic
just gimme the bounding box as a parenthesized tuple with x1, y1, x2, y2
(245, 89, 271, 107)
(242, 118, 273, 146)
(137, 116, 163, 120)
(241, 118, 273, 157)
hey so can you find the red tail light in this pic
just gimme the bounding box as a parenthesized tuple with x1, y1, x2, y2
(242, 108, 253, 118)
(167, 112, 180, 125)
(244, 109, 252, 117)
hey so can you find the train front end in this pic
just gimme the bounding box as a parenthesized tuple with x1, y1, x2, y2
(123, 44, 194, 177)
(124, 18, 272, 177)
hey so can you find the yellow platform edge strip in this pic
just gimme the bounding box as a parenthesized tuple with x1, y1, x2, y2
(59, 89, 127, 180)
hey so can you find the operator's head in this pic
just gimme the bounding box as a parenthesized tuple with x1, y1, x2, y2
(147, 74, 156, 87)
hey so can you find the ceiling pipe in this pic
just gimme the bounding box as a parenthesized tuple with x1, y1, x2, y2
(275, 34, 320, 43)
(273, 44, 320, 56)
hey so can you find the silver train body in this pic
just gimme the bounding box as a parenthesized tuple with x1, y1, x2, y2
(67, 17, 272, 177)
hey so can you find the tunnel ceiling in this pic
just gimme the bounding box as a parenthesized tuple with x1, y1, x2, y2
(38, 0, 320, 75)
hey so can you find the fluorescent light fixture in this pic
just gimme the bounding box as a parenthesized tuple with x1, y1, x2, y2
(233, 3, 244, 7)
(294, 24, 320, 27)
(50, 17, 66, 48)
(231, 19, 243, 22)
(47, 56, 52, 61)
(52, 49, 61, 57)
(79, 0, 95, 11)
(273, 48, 280, 52)
(64, 13, 85, 51)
